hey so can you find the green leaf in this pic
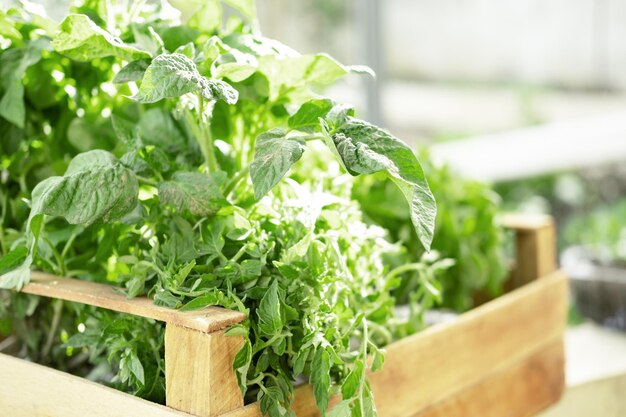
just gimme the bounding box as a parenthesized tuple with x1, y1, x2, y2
(31, 150, 138, 225)
(52, 14, 151, 61)
(371, 348, 385, 372)
(0, 10, 22, 40)
(131, 53, 238, 104)
(311, 347, 331, 413)
(180, 291, 219, 311)
(0, 255, 32, 290)
(128, 351, 145, 385)
(233, 339, 251, 369)
(112, 115, 140, 148)
(0, 81, 25, 128)
(341, 361, 363, 399)
(257, 280, 282, 336)
(259, 53, 356, 99)
(158, 171, 228, 217)
(170, 0, 222, 33)
(250, 129, 306, 200)
(288, 98, 333, 132)
(113, 59, 151, 83)
(0, 37, 49, 127)
(329, 117, 437, 251)
(223, 0, 257, 22)
(0, 246, 28, 275)
(327, 400, 351, 417)
(137, 108, 186, 149)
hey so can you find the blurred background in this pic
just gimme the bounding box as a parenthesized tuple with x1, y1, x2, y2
(256, 1, 626, 415)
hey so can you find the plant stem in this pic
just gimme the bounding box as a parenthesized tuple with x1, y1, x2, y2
(197, 96, 219, 172)
(358, 318, 368, 417)
(224, 165, 250, 197)
(137, 175, 158, 187)
(42, 299, 63, 362)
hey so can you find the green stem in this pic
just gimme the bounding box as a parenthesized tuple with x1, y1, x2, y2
(197, 96, 219, 172)
(137, 175, 158, 187)
(358, 318, 368, 416)
(224, 165, 250, 197)
(42, 299, 63, 362)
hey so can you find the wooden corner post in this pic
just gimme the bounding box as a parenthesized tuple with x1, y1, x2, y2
(502, 213, 557, 288)
(165, 326, 244, 417)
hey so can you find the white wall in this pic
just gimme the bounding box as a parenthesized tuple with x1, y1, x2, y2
(383, 0, 626, 90)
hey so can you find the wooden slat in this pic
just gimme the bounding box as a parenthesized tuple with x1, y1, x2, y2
(0, 353, 194, 417)
(22, 271, 246, 333)
(218, 270, 568, 417)
(165, 326, 244, 417)
(504, 215, 557, 288)
(414, 339, 565, 417)
(500, 213, 554, 232)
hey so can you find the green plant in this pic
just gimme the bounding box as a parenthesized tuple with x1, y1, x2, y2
(0, 2, 444, 416)
(563, 198, 626, 267)
(354, 151, 508, 311)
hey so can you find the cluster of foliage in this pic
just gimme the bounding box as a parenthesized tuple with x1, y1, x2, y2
(0, 1, 457, 416)
(354, 153, 508, 311)
(563, 198, 626, 267)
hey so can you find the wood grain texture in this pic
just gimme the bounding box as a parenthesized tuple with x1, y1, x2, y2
(22, 271, 246, 333)
(509, 218, 556, 288)
(166, 325, 244, 417)
(413, 339, 565, 417)
(0, 353, 194, 417)
(217, 271, 568, 417)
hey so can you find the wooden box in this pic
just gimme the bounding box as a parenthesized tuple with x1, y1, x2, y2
(0, 214, 567, 417)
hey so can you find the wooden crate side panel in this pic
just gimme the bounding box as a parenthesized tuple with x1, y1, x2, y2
(0, 353, 193, 417)
(165, 326, 244, 417)
(413, 338, 565, 417)
(22, 272, 246, 333)
(370, 271, 566, 417)
(219, 271, 568, 417)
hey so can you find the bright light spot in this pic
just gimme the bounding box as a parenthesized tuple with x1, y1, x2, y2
(100, 82, 117, 96)
(0, 37, 11, 49)
(77, 323, 86, 333)
(101, 107, 112, 118)
(64, 84, 77, 98)
(31, 140, 44, 149)
(51, 70, 65, 82)
(139, 186, 158, 201)
(128, 81, 139, 96)
(76, 108, 85, 118)
(43, 123, 52, 135)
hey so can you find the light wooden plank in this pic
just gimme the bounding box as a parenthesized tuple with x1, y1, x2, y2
(509, 218, 557, 288)
(414, 338, 565, 417)
(22, 271, 246, 333)
(165, 326, 244, 417)
(0, 353, 193, 417)
(218, 271, 568, 417)
(500, 213, 554, 232)
(368, 270, 567, 417)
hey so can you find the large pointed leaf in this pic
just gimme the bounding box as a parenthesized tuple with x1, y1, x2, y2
(158, 171, 228, 216)
(31, 150, 139, 225)
(132, 53, 238, 104)
(52, 14, 150, 61)
(250, 129, 306, 200)
(329, 117, 437, 250)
